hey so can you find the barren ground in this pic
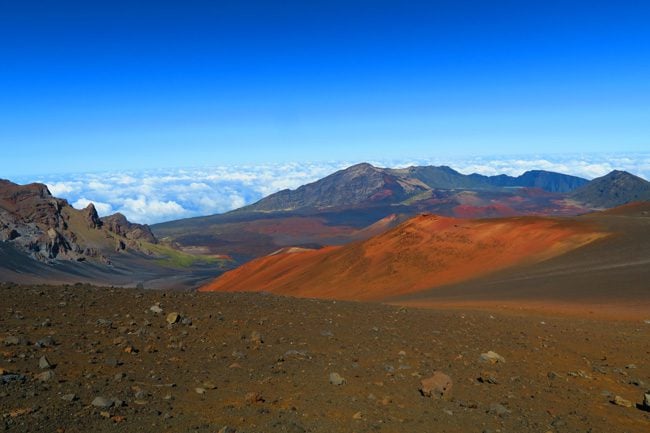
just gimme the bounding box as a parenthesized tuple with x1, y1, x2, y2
(2, 284, 649, 433)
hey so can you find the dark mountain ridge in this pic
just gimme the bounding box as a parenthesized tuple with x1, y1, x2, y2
(570, 170, 650, 208)
(238, 163, 589, 213)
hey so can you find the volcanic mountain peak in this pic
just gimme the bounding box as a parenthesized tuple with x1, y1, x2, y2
(235, 163, 591, 214)
(237, 162, 427, 212)
(570, 170, 650, 208)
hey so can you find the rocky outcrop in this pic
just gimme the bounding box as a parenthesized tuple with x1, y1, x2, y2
(101, 213, 157, 244)
(0, 179, 157, 263)
(83, 203, 103, 229)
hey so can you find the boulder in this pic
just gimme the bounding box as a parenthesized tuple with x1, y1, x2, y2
(420, 371, 453, 400)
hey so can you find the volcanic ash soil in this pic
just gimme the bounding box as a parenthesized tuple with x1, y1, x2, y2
(1, 284, 649, 432)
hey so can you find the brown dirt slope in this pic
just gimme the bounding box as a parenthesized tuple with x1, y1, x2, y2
(395, 202, 650, 320)
(200, 214, 604, 300)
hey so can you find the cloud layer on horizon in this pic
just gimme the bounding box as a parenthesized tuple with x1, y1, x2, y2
(15, 152, 650, 224)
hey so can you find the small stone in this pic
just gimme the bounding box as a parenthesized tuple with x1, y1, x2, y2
(329, 372, 346, 386)
(280, 350, 310, 361)
(611, 395, 633, 407)
(352, 411, 362, 419)
(203, 381, 217, 390)
(420, 371, 453, 400)
(195, 387, 206, 395)
(244, 391, 264, 404)
(480, 351, 506, 364)
(61, 393, 77, 402)
(134, 389, 149, 399)
(218, 427, 237, 433)
(250, 331, 263, 344)
(104, 358, 120, 367)
(91, 396, 113, 409)
(4, 336, 22, 346)
(96, 318, 113, 328)
(166, 312, 180, 324)
(39, 355, 53, 369)
(1, 373, 26, 384)
(477, 371, 498, 384)
(488, 403, 511, 417)
(35, 336, 56, 348)
(150, 304, 163, 314)
(36, 370, 55, 382)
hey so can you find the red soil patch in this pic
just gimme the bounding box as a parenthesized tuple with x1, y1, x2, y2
(200, 214, 605, 301)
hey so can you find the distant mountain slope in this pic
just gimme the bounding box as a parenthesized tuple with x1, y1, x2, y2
(200, 214, 604, 300)
(237, 163, 429, 212)
(153, 163, 597, 262)
(570, 170, 650, 208)
(472, 170, 589, 192)
(239, 163, 589, 213)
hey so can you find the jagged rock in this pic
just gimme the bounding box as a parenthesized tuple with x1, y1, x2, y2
(83, 203, 102, 229)
(101, 213, 157, 244)
(38, 355, 53, 369)
(166, 312, 180, 324)
(0, 179, 157, 265)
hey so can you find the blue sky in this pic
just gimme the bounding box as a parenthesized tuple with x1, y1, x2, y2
(2, 1, 649, 177)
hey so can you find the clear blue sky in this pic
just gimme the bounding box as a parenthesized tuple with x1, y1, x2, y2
(2, 1, 649, 176)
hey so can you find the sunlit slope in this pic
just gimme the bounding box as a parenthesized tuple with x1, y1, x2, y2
(200, 214, 605, 300)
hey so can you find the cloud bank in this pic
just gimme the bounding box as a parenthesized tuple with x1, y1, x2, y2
(16, 152, 650, 224)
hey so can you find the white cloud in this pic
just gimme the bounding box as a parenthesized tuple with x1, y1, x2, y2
(72, 198, 114, 216)
(47, 181, 82, 196)
(20, 152, 650, 224)
(119, 196, 187, 223)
